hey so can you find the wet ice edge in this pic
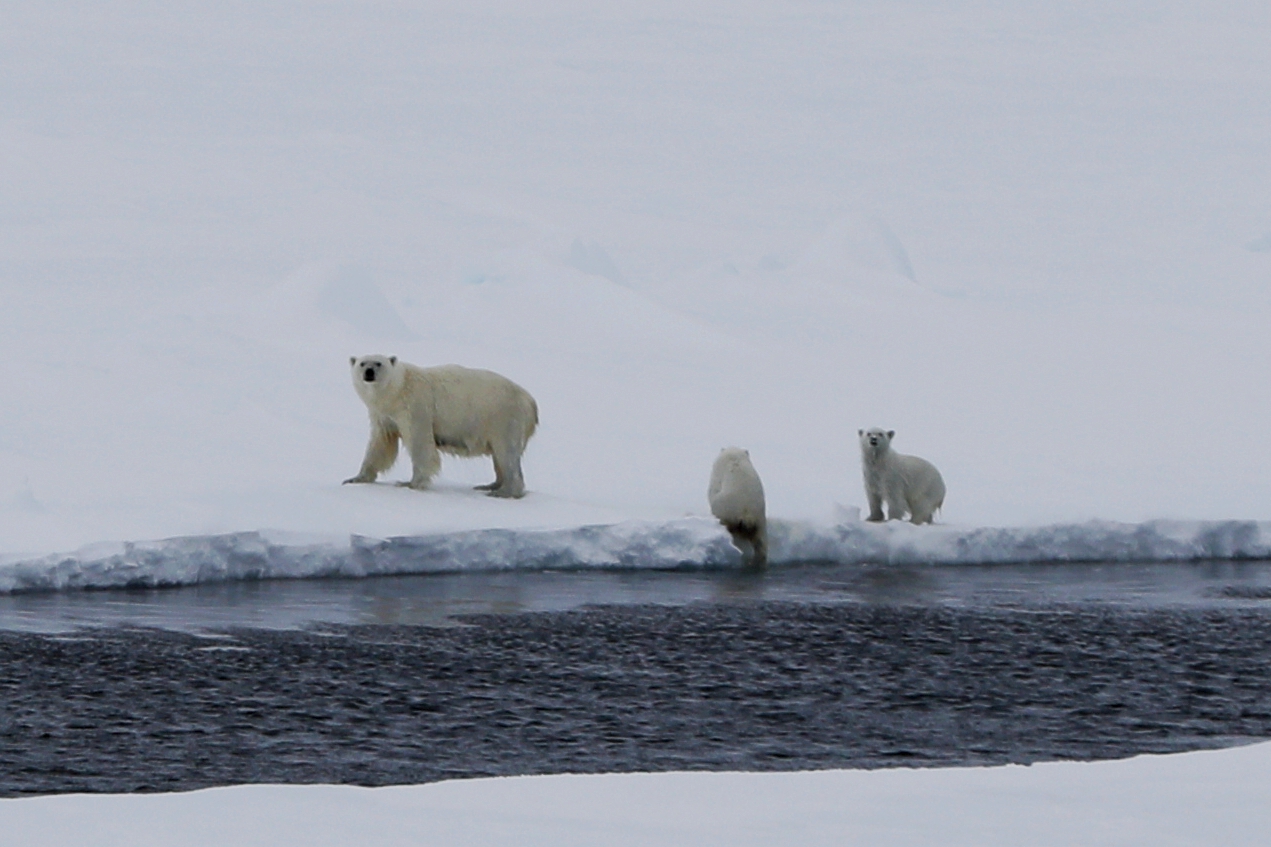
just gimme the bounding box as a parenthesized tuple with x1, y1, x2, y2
(1, 518, 1268, 593)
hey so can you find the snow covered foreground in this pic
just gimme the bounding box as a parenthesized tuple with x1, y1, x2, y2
(3, 517, 1269, 594)
(4, 742, 1270, 847)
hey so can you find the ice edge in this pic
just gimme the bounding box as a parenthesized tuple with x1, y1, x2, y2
(0, 518, 1267, 594)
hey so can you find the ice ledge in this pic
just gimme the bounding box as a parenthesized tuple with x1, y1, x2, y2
(1, 518, 1267, 594)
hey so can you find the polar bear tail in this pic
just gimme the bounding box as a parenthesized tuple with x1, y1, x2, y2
(524, 395, 539, 441)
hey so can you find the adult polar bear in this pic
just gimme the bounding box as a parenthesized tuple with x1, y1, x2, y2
(344, 355, 538, 498)
(859, 427, 945, 524)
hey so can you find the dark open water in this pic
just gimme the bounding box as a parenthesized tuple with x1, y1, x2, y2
(2, 560, 1271, 796)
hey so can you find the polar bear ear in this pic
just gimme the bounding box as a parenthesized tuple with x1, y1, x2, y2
(858, 429, 864, 436)
(389, 356, 397, 365)
(887, 430, 895, 439)
(349, 356, 356, 366)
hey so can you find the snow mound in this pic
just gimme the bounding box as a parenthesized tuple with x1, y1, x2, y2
(1, 518, 1268, 594)
(0, 520, 735, 593)
(777, 518, 1271, 567)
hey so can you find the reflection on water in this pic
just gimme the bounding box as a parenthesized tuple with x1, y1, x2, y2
(1, 559, 1270, 633)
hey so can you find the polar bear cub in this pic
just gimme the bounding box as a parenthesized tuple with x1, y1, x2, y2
(708, 447, 768, 567)
(859, 427, 945, 524)
(345, 355, 538, 498)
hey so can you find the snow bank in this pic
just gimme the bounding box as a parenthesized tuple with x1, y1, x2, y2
(779, 517, 1271, 568)
(3, 518, 1267, 594)
(3, 741, 1270, 847)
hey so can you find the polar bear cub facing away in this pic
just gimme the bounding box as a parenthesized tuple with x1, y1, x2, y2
(859, 427, 945, 524)
(345, 356, 538, 498)
(708, 447, 768, 567)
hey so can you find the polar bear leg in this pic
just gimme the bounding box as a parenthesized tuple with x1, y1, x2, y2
(749, 524, 769, 568)
(725, 521, 767, 568)
(474, 418, 527, 498)
(403, 421, 442, 490)
(885, 490, 909, 522)
(472, 445, 509, 492)
(908, 491, 943, 524)
(473, 455, 518, 495)
(485, 439, 526, 498)
(905, 465, 945, 524)
(865, 489, 886, 522)
(344, 419, 400, 484)
(473, 449, 505, 491)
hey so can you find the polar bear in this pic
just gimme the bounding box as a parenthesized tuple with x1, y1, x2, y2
(344, 355, 538, 498)
(708, 447, 768, 567)
(859, 427, 945, 524)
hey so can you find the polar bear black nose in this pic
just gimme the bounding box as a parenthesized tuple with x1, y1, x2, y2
(363, 368, 376, 382)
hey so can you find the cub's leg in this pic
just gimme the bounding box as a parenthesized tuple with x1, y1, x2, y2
(865, 489, 886, 522)
(726, 521, 768, 568)
(885, 489, 909, 522)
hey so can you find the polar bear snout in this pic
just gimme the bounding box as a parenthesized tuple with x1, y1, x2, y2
(362, 367, 377, 382)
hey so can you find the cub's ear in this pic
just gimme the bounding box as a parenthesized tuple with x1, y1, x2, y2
(887, 430, 895, 439)
(858, 429, 864, 436)
(389, 356, 397, 366)
(349, 356, 357, 366)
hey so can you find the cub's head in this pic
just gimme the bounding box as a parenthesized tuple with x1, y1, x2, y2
(349, 355, 402, 401)
(858, 427, 895, 456)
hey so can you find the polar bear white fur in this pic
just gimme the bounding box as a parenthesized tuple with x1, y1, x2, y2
(708, 447, 768, 567)
(345, 355, 538, 498)
(859, 427, 945, 524)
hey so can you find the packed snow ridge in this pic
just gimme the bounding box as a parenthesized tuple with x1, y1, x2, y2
(1, 518, 1268, 594)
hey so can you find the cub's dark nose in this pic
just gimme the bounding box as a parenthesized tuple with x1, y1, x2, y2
(363, 367, 376, 382)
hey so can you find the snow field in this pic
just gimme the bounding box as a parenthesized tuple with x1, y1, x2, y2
(3, 2, 1271, 560)
(3, 741, 1270, 847)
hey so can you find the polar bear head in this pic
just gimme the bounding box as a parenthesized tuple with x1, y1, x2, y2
(350, 354, 404, 404)
(858, 427, 895, 458)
